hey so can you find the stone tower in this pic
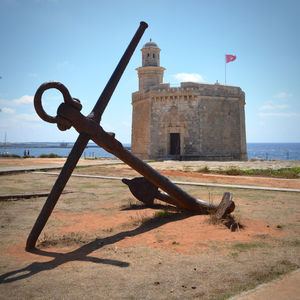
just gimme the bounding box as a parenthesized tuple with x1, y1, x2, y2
(131, 40, 247, 161)
(136, 39, 165, 91)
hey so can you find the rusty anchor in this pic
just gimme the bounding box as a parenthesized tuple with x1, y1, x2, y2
(26, 21, 235, 251)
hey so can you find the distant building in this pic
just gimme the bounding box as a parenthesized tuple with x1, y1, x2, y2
(131, 40, 247, 161)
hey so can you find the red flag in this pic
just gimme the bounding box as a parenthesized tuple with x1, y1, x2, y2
(226, 54, 236, 63)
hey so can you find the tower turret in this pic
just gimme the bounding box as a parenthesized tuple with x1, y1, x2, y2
(136, 39, 165, 91)
(142, 39, 160, 66)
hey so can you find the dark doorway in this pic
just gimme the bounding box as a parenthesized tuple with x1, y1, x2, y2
(169, 133, 180, 155)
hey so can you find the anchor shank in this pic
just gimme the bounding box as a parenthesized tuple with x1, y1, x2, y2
(98, 138, 206, 211)
(58, 103, 209, 212)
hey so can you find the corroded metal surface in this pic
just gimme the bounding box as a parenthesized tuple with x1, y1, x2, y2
(26, 21, 148, 251)
(26, 21, 234, 251)
(122, 177, 158, 206)
(121, 176, 235, 215)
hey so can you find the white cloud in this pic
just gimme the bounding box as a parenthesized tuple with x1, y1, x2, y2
(1, 107, 15, 114)
(258, 112, 300, 117)
(173, 73, 205, 83)
(274, 92, 293, 99)
(12, 95, 34, 105)
(259, 104, 289, 110)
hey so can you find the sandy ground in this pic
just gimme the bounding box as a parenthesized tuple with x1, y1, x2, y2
(149, 159, 300, 171)
(0, 157, 115, 167)
(0, 157, 299, 170)
(0, 158, 299, 299)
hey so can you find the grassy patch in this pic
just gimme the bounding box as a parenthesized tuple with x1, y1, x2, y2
(0, 153, 21, 158)
(154, 210, 176, 219)
(231, 241, 266, 252)
(220, 168, 243, 176)
(249, 261, 298, 283)
(15, 179, 26, 183)
(215, 260, 299, 300)
(124, 211, 153, 227)
(37, 232, 91, 248)
(197, 166, 300, 179)
(125, 209, 179, 228)
(121, 199, 146, 210)
(39, 153, 63, 158)
(241, 167, 300, 179)
(208, 213, 244, 232)
(279, 239, 300, 247)
(197, 166, 210, 173)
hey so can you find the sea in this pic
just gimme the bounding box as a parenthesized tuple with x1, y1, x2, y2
(1, 142, 300, 161)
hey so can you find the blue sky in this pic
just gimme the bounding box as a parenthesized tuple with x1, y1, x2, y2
(0, 0, 299, 144)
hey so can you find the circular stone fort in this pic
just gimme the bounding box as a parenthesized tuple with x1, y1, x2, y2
(131, 40, 247, 161)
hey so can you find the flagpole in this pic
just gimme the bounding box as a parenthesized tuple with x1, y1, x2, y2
(225, 55, 227, 85)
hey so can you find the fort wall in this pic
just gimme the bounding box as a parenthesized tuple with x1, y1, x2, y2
(131, 41, 247, 161)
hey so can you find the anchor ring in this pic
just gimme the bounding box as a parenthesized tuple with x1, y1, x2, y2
(34, 81, 82, 124)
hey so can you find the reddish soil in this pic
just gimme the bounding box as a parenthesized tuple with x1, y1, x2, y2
(52, 210, 281, 255)
(3, 211, 280, 262)
(158, 169, 300, 189)
(0, 161, 299, 299)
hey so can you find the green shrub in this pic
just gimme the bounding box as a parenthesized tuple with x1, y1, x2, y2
(197, 166, 210, 173)
(39, 153, 62, 158)
(216, 167, 300, 179)
(222, 168, 243, 176)
(154, 210, 175, 219)
(0, 153, 21, 158)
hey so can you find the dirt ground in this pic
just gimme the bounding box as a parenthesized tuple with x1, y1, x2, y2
(1, 157, 299, 170)
(0, 159, 299, 299)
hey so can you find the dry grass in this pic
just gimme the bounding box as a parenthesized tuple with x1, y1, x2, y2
(37, 232, 92, 248)
(208, 213, 244, 232)
(0, 164, 299, 299)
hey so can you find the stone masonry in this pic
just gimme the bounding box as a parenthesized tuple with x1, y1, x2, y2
(131, 40, 247, 161)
